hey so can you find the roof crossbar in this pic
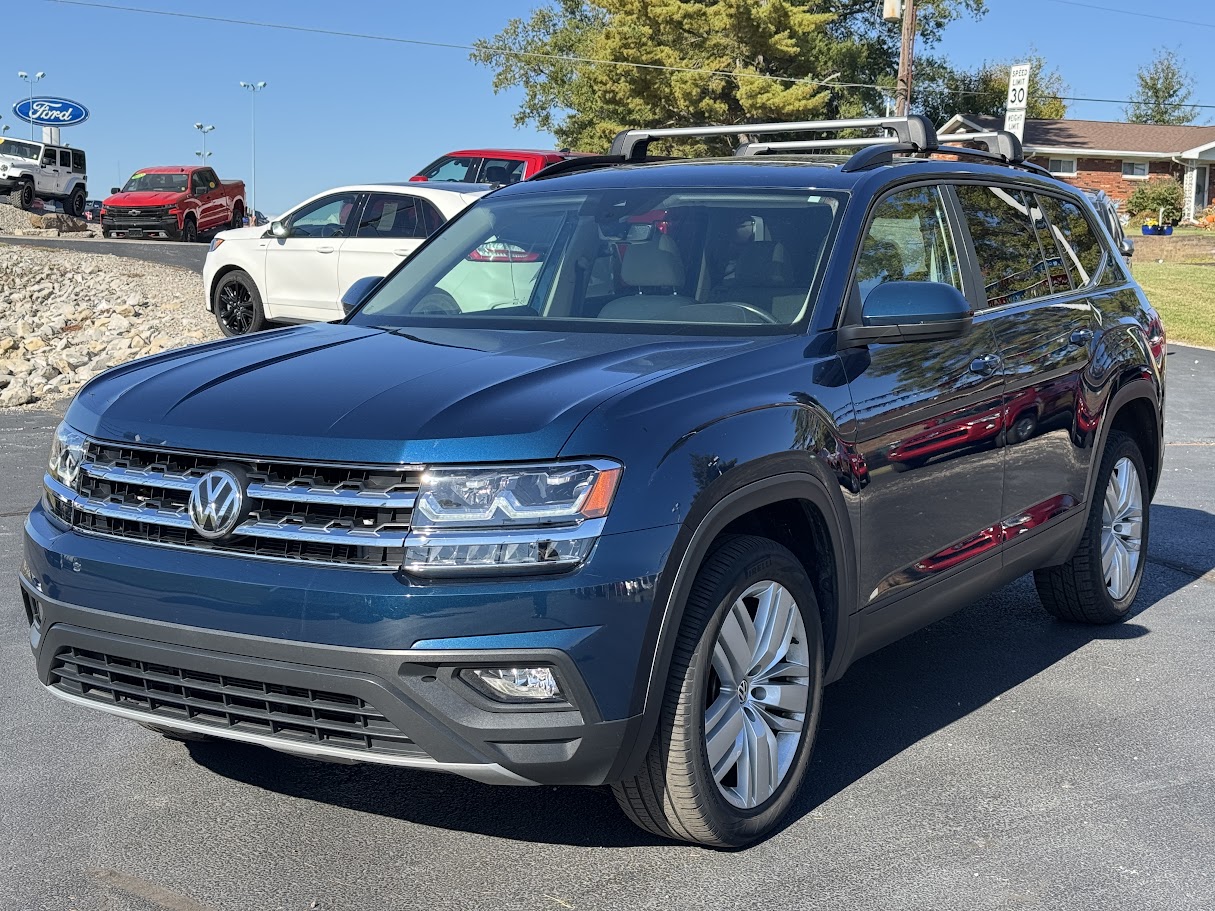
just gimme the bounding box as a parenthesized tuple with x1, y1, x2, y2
(610, 115, 937, 161)
(937, 130, 1024, 162)
(734, 136, 895, 156)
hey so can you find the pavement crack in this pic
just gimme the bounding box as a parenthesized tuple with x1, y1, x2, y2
(87, 869, 221, 911)
(1147, 555, 1215, 586)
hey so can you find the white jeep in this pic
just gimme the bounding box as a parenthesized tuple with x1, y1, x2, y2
(0, 137, 88, 216)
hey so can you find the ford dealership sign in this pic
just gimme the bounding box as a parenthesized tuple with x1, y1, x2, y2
(12, 96, 90, 127)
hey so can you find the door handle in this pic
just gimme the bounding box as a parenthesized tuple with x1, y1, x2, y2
(316, 245, 335, 254)
(1070, 328, 1094, 347)
(969, 354, 1002, 377)
(392, 248, 411, 257)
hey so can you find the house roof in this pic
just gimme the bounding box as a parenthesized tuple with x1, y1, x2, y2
(941, 115, 1215, 157)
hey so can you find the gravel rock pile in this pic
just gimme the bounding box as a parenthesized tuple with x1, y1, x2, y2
(0, 244, 219, 408)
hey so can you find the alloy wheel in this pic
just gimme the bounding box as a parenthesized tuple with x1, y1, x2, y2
(1101, 456, 1143, 600)
(704, 580, 811, 809)
(217, 281, 254, 334)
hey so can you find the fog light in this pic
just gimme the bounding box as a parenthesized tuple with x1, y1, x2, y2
(461, 667, 564, 703)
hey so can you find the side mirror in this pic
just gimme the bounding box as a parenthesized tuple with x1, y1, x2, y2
(341, 276, 384, 315)
(110, 187, 120, 195)
(837, 281, 973, 347)
(1118, 237, 1134, 258)
(269, 220, 290, 238)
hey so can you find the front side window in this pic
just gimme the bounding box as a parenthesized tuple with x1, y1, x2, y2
(191, 171, 209, 194)
(286, 193, 360, 238)
(355, 194, 427, 239)
(421, 156, 479, 182)
(1121, 161, 1149, 179)
(1047, 158, 1076, 177)
(854, 185, 962, 304)
(41, 148, 57, 166)
(956, 184, 1054, 307)
(350, 188, 843, 330)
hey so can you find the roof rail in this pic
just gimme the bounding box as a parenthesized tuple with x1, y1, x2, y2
(610, 115, 937, 161)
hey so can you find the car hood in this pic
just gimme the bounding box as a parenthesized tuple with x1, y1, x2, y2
(212, 224, 265, 243)
(104, 190, 187, 206)
(66, 323, 771, 464)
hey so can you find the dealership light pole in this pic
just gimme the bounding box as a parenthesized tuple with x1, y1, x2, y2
(194, 122, 215, 164)
(239, 81, 267, 215)
(17, 71, 46, 139)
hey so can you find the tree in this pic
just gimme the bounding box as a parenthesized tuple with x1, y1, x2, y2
(471, 0, 986, 152)
(1125, 48, 1199, 125)
(914, 54, 1068, 126)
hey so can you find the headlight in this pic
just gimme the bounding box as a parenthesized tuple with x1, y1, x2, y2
(47, 422, 87, 490)
(404, 461, 621, 576)
(208, 236, 224, 253)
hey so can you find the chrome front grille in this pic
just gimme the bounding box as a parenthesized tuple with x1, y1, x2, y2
(45, 440, 421, 568)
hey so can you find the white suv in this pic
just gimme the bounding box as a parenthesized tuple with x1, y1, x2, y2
(202, 182, 487, 336)
(0, 137, 89, 216)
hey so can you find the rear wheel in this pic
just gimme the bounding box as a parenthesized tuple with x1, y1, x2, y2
(213, 269, 266, 337)
(10, 179, 34, 210)
(65, 186, 86, 217)
(1034, 430, 1149, 623)
(613, 535, 824, 847)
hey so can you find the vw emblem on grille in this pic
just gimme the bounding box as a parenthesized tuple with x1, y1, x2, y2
(187, 469, 246, 539)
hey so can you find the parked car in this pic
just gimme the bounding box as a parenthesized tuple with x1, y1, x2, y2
(1083, 188, 1133, 259)
(202, 182, 487, 336)
(0, 137, 88, 215)
(84, 199, 103, 222)
(24, 116, 1166, 848)
(411, 149, 583, 185)
(101, 166, 245, 241)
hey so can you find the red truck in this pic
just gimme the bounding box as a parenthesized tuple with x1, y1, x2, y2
(411, 149, 585, 185)
(101, 166, 246, 242)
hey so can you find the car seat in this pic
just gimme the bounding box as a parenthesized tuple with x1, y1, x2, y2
(598, 238, 697, 320)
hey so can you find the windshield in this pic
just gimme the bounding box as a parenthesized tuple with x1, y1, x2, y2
(121, 172, 189, 193)
(350, 187, 843, 331)
(0, 139, 41, 161)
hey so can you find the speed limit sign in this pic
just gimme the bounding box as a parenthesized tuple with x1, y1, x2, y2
(1004, 63, 1031, 140)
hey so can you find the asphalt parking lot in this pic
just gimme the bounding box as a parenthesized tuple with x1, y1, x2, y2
(1, 347, 1212, 911)
(0, 234, 207, 273)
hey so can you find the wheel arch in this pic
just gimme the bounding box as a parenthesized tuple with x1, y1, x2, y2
(1092, 378, 1163, 502)
(607, 469, 856, 782)
(207, 264, 254, 312)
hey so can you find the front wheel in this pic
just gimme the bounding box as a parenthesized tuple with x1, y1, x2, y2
(1034, 430, 1149, 623)
(10, 180, 34, 210)
(613, 535, 824, 847)
(213, 269, 266, 337)
(231, 205, 244, 230)
(181, 216, 198, 243)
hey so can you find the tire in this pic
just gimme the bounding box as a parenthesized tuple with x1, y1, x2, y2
(10, 179, 34, 210)
(181, 216, 198, 243)
(612, 534, 825, 847)
(102, 229, 112, 239)
(65, 186, 86, 218)
(231, 204, 243, 231)
(213, 269, 266, 337)
(1034, 430, 1149, 624)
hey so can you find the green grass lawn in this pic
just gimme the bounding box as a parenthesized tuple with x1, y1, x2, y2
(1132, 262, 1215, 348)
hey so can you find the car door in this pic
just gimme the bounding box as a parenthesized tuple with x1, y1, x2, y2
(36, 147, 61, 195)
(194, 169, 223, 229)
(337, 192, 440, 298)
(58, 149, 74, 195)
(955, 185, 1102, 571)
(842, 184, 1006, 622)
(264, 191, 361, 320)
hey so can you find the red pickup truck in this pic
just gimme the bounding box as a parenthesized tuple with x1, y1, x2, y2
(101, 166, 246, 241)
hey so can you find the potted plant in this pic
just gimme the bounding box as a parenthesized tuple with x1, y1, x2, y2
(1142, 218, 1160, 236)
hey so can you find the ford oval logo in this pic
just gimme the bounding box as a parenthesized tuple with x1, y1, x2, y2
(12, 96, 90, 127)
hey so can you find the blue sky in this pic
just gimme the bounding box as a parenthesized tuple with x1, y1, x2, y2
(6, 0, 1214, 214)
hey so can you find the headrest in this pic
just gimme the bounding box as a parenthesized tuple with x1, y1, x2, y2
(621, 239, 685, 288)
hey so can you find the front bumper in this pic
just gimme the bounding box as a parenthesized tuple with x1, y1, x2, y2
(22, 503, 675, 786)
(101, 214, 181, 239)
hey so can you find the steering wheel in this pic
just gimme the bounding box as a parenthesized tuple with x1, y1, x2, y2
(714, 301, 781, 324)
(411, 288, 461, 315)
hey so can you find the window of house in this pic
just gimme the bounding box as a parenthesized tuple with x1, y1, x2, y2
(1122, 161, 1149, 179)
(955, 184, 1054, 307)
(1047, 158, 1077, 177)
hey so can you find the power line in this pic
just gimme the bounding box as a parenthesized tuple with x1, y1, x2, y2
(44, 0, 1215, 112)
(1041, 0, 1215, 31)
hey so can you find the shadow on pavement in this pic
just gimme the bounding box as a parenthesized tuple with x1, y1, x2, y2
(189, 505, 1208, 849)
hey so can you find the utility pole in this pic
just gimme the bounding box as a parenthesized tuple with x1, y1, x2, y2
(894, 0, 917, 117)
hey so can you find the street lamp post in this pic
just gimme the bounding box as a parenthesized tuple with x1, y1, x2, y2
(239, 81, 267, 217)
(17, 71, 46, 139)
(193, 122, 215, 163)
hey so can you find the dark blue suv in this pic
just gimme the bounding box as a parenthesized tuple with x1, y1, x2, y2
(22, 117, 1166, 847)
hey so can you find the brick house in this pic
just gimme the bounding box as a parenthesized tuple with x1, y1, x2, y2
(940, 114, 1215, 220)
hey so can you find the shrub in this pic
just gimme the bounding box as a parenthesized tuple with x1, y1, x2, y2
(1126, 177, 1184, 223)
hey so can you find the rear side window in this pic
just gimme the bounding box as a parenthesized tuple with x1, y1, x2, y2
(1035, 194, 1106, 288)
(855, 185, 962, 304)
(355, 193, 428, 239)
(58, 149, 72, 167)
(955, 185, 1054, 307)
(477, 158, 527, 185)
